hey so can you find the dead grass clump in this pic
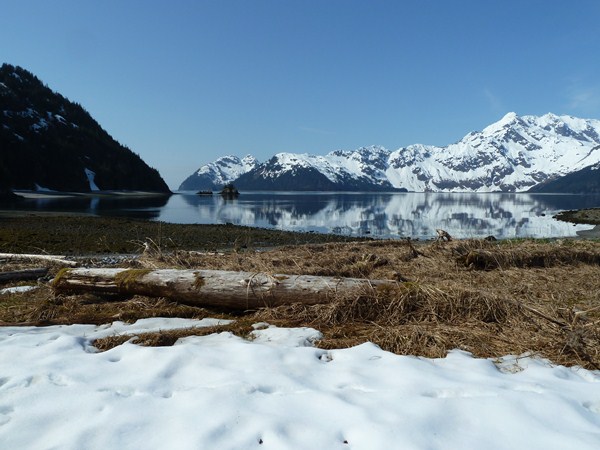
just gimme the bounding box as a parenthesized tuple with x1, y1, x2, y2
(93, 320, 256, 352)
(138, 242, 393, 279)
(299, 252, 389, 278)
(254, 276, 600, 369)
(453, 240, 600, 270)
(256, 283, 512, 327)
(280, 312, 600, 370)
(1, 289, 220, 326)
(314, 323, 506, 360)
(0, 284, 55, 325)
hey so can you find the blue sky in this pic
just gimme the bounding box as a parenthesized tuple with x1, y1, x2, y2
(2, 0, 600, 189)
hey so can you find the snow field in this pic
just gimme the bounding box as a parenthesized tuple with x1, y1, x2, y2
(0, 318, 599, 449)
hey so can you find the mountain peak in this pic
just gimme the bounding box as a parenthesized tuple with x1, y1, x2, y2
(482, 112, 520, 135)
(180, 153, 259, 190)
(501, 111, 519, 122)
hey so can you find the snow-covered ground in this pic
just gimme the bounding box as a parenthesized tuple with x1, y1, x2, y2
(1, 318, 599, 449)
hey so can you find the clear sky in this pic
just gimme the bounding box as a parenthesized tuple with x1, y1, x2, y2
(2, 0, 600, 189)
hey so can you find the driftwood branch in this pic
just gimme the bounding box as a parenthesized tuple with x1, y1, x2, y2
(0, 268, 48, 283)
(0, 253, 77, 267)
(53, 268, 396, 310)
(435, 229, 452, 241)
(405, 239, 425, 259)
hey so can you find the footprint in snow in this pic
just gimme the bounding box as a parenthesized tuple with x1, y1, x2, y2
(582, 401, 600, 414)
(422, 388, 498, 399)
(0, 405, 14, 426)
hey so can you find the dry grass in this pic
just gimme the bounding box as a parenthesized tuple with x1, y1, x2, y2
(256, 282, 600, 369)
(453, 238, 600, 269)
(93, 320, 256, 351)
(2, 237, 600, 369)
(0, 287, 227, 326)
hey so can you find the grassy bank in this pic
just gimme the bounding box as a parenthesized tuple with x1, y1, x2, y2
(555, 207, 600, 225)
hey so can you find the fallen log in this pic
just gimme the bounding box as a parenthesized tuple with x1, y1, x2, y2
(0, 253, 77, 267)
(0, 268, 48, 283)
(52, 268, 396, 310)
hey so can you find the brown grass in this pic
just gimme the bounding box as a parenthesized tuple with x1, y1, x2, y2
(453, 238, 600, 269)
(2, 238, 600, 369)
(93, 320, 256, 351)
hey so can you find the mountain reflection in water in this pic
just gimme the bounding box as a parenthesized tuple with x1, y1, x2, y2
(10, 191, 599, 240)
(14, 193, 170, 220)
(163, 192, 600, 240)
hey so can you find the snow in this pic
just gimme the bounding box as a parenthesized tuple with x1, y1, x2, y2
(30, 117, 49, 132)
(1, 318, 599, 449)
(189, 112, 600, 193)
(195, 155, 259, 186)
(34, 183, 53, 192)
(84, 168, 100, 191)
(383, 112, 600, 192)
(482, 111, 518, 134)
(0, 285, 37, 295)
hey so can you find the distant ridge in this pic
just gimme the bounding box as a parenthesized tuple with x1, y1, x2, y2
(529, 159, 600, 193)
(179, 155, 258, 191)
(0, 63, 170, 193)
(181, 112, 600, 192)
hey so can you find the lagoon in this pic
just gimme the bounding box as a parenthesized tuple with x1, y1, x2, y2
(8, 191, 600, 240)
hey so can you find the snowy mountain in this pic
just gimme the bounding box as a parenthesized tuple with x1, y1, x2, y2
(387, 112, 600, 192)
(234, 146, 404, 191)
(179, 155, 258, 190)
(0, 63, 170, 193)
(182, 112, 600, 192)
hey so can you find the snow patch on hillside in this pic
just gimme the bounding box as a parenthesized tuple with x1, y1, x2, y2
(84, 168, 100, 191)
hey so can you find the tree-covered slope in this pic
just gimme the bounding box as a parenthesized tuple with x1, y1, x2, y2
(0, 63, 170, 192)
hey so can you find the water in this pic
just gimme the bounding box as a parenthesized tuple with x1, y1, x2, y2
(8, 191, 600, 240)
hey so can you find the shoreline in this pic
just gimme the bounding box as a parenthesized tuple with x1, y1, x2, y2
(3, 190, 600, 244)
(0, 214, 363, 255)
(12, 189, 172, 200)
(554, 207, 600, 225)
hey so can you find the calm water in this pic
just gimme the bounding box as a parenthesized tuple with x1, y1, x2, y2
(8, 191, 600, 240)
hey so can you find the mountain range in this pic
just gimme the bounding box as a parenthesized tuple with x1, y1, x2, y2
(181, 112, 600, 193)
(0, 63, 170, 194)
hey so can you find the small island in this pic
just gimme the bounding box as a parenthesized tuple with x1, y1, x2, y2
(220, 183, 240, 199)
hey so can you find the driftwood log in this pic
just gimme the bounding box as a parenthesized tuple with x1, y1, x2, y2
(0, 253, 77, 266)
(435, 229, 452, 241)
(53, 268, 396, 310)
(0, 268, 48, 283)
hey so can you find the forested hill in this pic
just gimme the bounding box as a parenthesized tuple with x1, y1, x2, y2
(0, 63, 170, 193)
